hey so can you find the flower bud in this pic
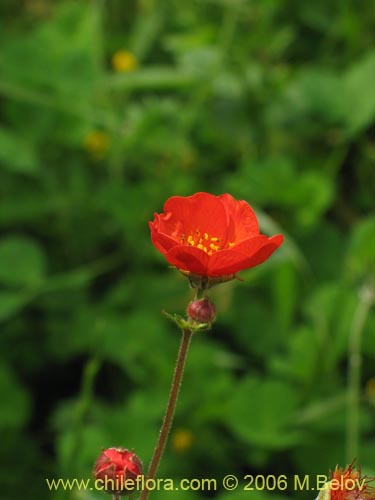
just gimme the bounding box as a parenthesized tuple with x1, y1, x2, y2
(93, 447, 142, 495)
(315, 462, 375, 500)
(187, 298, 216, 324)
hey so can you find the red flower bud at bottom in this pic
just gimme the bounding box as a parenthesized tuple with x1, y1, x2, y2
(315, 461, 375, 500)
(187, 298, 216, 323)
(93, 447, 142, 495)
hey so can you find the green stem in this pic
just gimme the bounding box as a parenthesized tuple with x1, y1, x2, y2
(139, 328, 193, 500)
(220, 0, 241, 56)
(68, 355, 101, 474)
(346, 284, 374, 461)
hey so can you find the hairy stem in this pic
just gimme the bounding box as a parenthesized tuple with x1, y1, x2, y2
(139, 328, 193, 500)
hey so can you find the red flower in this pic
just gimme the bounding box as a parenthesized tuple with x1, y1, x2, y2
(328, 462, 374, 500)
(149, 192, 283, 279)
(93, 447, 142, 495)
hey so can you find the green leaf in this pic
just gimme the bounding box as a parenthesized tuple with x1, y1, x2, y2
(304, 283, 357, 370)
(225, 377, 301, 449)
(0, 127, 39, 174)
(269, 327, 318, 384)
(282, 69, 346, 124)
(299, 222, 345, 281)
(271, 261, 298, 334)
(0, 236, 46, 287)
(343, 51, 375, 136)
(0, 362, 30, 429)
(345, 216, 375, 283)
(0, 2, 101, 95)
(56, 424, 110, 473)
(227, 158, 334, 227)
(106, 67, 199, 91)
(0, 291, 34, 322)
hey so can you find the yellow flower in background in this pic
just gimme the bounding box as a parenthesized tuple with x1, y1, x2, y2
(111, 50, 138, 72)
(84, 130, 110, 160)
(171, 429, 194, 453)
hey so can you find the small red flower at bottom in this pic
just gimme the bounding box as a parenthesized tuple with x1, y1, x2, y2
(317, 462, 375, 500)
(93, 447, 143, 495)
(149, 192, 283, 282)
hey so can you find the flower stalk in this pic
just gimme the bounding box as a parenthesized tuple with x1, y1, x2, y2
(139, 327, 193, 500)
(346, 283, 374, 462)
(93, 192, 284, 500)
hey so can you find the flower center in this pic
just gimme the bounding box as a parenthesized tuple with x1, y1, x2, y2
(180, 230, 221, 255)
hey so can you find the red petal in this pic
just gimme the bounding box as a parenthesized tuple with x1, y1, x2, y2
(207, 234, 283, 276)
(163, 192, 229, 240)
(244, 234, 284, 266)
(219, 194, 259, 242)
(165, 245, 209, 275)
(155, 212, 185, 241)
(149, 216, 178, 254)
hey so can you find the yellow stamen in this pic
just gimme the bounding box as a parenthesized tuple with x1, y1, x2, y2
(183, 229, 225, 253)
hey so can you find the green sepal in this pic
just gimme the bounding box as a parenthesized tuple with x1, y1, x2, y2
(162, 310, 213, 333)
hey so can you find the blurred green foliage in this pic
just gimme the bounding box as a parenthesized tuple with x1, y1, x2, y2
(0, 1, 374, 499)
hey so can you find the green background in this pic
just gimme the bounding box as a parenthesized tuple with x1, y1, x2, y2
(0, 1, 374, 499)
